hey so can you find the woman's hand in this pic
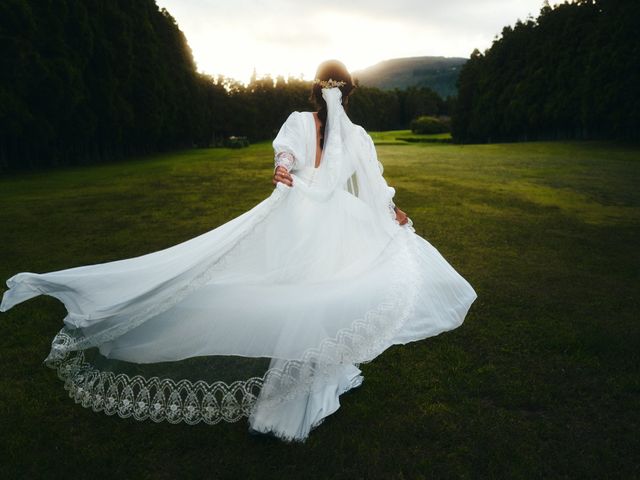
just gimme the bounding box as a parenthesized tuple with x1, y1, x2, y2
(273, 165, 293, 187)
(394, 206, 409, 225)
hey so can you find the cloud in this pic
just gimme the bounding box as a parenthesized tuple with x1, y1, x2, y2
(156, 0, 555, 82)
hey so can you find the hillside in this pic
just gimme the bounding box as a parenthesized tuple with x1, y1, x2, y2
(353, 56, 468, 97)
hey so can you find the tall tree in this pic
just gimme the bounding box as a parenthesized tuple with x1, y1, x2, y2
(0, 0, 451, 172)
(452, 0, 640, 143)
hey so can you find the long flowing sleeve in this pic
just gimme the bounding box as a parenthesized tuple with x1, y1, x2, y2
(272, 111, 306, 173)
(361, 129, 414, 229)
(362, 130, 398, 219)
(376, 156, 397, 212)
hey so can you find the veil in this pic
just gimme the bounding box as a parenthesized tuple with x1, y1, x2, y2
(319, 87, 405, 238)
(0, 87, 422, 436)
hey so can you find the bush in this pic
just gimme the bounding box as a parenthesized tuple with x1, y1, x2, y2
(224, 136, 250, 148)
(410, 116, 450, 134)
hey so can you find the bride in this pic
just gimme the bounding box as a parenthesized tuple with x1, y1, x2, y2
(0, 59, 477, 442)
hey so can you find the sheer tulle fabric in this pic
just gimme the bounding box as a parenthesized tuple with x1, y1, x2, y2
(0, 88, 477, 442)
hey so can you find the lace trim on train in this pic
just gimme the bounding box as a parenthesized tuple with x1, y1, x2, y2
(45, 330, 263, 424)
(44, 225, 421, 429)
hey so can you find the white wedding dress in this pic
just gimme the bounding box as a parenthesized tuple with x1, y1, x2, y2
(0, 88, 477, 442)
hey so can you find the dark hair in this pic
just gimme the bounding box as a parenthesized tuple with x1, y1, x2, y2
(310, 59, 356, 149)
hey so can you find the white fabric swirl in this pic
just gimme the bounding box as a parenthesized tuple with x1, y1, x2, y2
(0, 87, 477, 442)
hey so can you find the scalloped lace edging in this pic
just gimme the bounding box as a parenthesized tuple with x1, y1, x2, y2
(43, 225, 422, 429)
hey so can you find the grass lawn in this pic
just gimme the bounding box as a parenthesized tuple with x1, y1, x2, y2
(1, 138, 639, 479)
(369, 130, 452, 145)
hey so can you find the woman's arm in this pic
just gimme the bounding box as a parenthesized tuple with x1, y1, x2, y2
(271, 113, 303, 187)
(373, 144, 409, 226)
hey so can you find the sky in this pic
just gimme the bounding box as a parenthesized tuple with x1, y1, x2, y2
(155, 0, 561, 83)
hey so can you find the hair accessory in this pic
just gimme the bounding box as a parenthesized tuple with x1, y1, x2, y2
(313, 78, 347, 88)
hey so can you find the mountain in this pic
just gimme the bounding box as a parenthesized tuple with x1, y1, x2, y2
(353, 56, 468, 98)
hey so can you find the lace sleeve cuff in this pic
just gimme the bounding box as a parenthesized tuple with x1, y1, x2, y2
(387, 186, 396, 217)
(274, 151, 295, 172)
(388, 200, 397, 220)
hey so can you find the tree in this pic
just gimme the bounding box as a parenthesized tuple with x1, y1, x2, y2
(451, 0, 640, 143)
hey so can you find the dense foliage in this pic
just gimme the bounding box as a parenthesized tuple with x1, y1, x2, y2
(0, 0, 217, 170)
(452, 0, 640, 143)
(0, 0, 447, 172)
(215, 78, 448, 144)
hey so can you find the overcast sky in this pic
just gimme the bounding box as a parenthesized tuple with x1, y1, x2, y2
(155, 0, 560, 83)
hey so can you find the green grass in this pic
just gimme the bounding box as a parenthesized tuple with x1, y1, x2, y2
(369, 129, 452, 144)
(1, 138, 639, 479)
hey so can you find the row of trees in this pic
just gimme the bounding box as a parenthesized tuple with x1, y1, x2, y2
(11, 0, 633, 171)
(0, 0, 450, 172)
(0, 0, 211, 170)
(218, 77, 451, 142)
(452, 0, 640, 143)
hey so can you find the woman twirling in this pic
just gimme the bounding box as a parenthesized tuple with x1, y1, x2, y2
(0, 59, 477, 442)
